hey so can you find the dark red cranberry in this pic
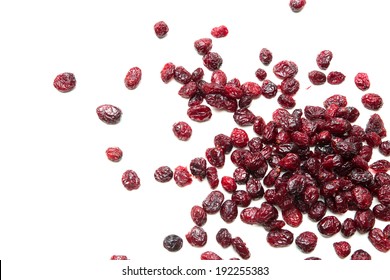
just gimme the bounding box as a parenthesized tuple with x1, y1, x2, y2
(273, 60, 298, 79)
(341, 218, 357, 237)
(355, 209, 375, 233)
(351, 249, 371, 260)
(232, 190, 252, 207)
(366, 113, 387, 137)
(214, 134, 233, 154)
(368, 228, 390, 252)
(233, 108, 256, 126)
(53, 72, 76, 92)
(205, 147, 225, 168)
(379, 140, 390, 156)
(267, 229, 294, 247)
(194, 38, 212, 55)
(211, 25, 228, 38)
(202, 190, 224, 214)
(261, 79, 278, 99)
(361, 93, 383, 110)
(308, 70, 326, 85)
(354, 72, 370, 91)
(187, 91, 204, 107)
(255, 68, 267, 81)
(230, 128, 249, 148)
(187, 105, 212, 122)
(279, 153, 300, 171)
(201, 251, 222, 260)
(308, 201, 327, 222)
(359, 145, 373, 162)
(206, 167, 219, 188)
(304, 105, 325, 120)
(333, 241, 351, 258)
(327, 71, 345, 85)
(233, 167, 249, 184)
(203, 52, 223, 71)
(163, 234, 183, 252)
(317, 216, 341, 236)
(172, 121, 192, 140)
(352, 185, 373, 210)
(154, 166, 173, 183)
(191, 67, 204, 82)
(154, 21, 169, 38)
(378, 185, 390, 206)
(191, 205, 207, 226)
(316, 50, 333, 70)
(210, 70, 227, 86)
(110, 255, 128, 260)
(225, 84, 244, 99)
(289, 0, 306, 12)
(220, 200, 238, 223)
(122, 170, 141, 191)
(216, 228, 232, 248)
(96, 104, 122, 124)
(255, 202, 278, 224)
(280, 78, 300, 95)
(383, 224, 390, 239)
(161, 62, 175, 83)
(185, 226, 207, 247)
(241, 82, 262, 98)
(259, 48, 273, 66)
(282, 207, 303, 227)
(178, 81, 197, 98)
(277, 94, 296, 109)
(124, 67, 142, 89)
(324, 94, 348, 108)
(221, 176, 237, 193)
(246, 178, 265, 200)
(231, 237, 251, 260)
(370, 159, 390, 173)
(295, 231, 317, 253)
(240, 207, 259, 224)
(173, 166, 192, 187)
(248, 136, 263, 152)
(106, 147, 123, 162)
(190, 157, 207, 180)
(174, 66, 192, 84)
(253, 116, 266, 135)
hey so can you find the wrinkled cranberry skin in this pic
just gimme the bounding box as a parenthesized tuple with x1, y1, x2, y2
(110, 255, 128, 260)
(232, 237, 251, 259)
(355, 209, 375, 233)
(187, 92, 203, 107)
(232, 190, 252, 207)
(221, 176, 237, 193)
(191, 205, 207, 226)
(230, 128, 249, 148)
(370, 159, 390, 173)
(333, 241, 351, 258)
(233, 108, 256, 126)
(194, 38, 212, 55)
(361, 93, 383, 110)
(379, 141, 390, 156)
(53, 72, 76, 92)
(308, 201, 327, 222)
(241, 82, 262, 98)
(341, 218, 357, 237)
(281, 78, 300, 95)
(259, 48, 273, 66)
(203, 52, 223, 71)
(246, 178, 265, 200)
(289, 0, 306, 12)
(106, 147, 123, 162)
(201, 251, 222, 260)
(273, 60, 298, 79)
(352, 186, 373, 210)
(324, 94, 348, 108)
(317, 216, 341, 236)
(369, 228, 390, 252)
(327, 71, 345, 85)
(308, 70, 326, 85)
(255, 68, 267, 81)
(189, 157, 207, 181)
(163, 234, 183, 252)
(205, 147, 225, 168)
(261, 80, 278, 99)
(279, 153, 300, 171)
(220, 200, 238, 223)
(282, 207, 303, 227)
(378, 185, 390, 206)
(384, 224, 390, 239)
(211, 25, 228, 38)
(154, 21, 169, 38)
(365, 131, 382, 147)
(96, 104, 122, 125)
(351, 249, 371, 260)
(214, 134, 233, 154)
(154, 166, 173, 183)
(277, 94, 296, 109)
(178, 81, 197, 98)
(174, 66, 192, 84)
(354, 72, 370, 91)
(121, 170, 141, 191)
(267, 229, 294, 247)
(172, 121, 192, 140)
(187, 105, 212, 122)
(233, 167, 249, 184)
(216, 228, 232, 248)
(256, 202, 278, 224)
(124, 67, 142, 89)
(185, 226, 207, 247)
(305, 257, 321, 260)
(295, 231, 317, 253)
(206, 167, 219, 188)
(202, 190, 225, 214)
(173, 166, 192, 187)
(374, 204, 390, 221)
(161, 62, 175, 83)
(240, 207, 260, 224)
(316, 50, 333, 70)
(191, 68, 204, 82)
(366, 113, 387, 137)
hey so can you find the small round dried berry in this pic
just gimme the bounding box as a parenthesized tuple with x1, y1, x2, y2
(205, 147, 225, 168)
(96, 104, 122, 124)
(53, 72, 76, 92)
(190, 157, 207, 180)
(174, 66, 192, 84)
(211, 25, 228, 38)
(202, 190, 224, 214)
(173, 166, 192, 187)
(172, 121, 192, 141)
(317, 216, 341, 236)
(341, 218, 357, 237)
(110, 255, 128, 260)
(163, 234, 183, 252)
(361, 93, 383, 110)
(154, 21, 169, 38)
(216, 228, 232, 248)
(289, 0, 306, 12)
(191, 67, 204, 82)
(187, 105, 212, 122)
(191, 205, 207, 226)
(230, 128, 249, 148)
(154, 166, 173, 183)
(273, 60, 298, 79)
(333, 241, 351, 258)
(194, 38, 213, 55)
(295, 231, 318, 253)
(267, 229, 294, 247)
(354, 72, 370, 91)
(379, 141, 390, 156)
(124, 67, 142, 89)
(221, 176, 237, 193)
(185, 226, 207, 247)
(327, 71, 345, 85)
(308, 70, 326, 85)
(277, 94, 296, 109)
(368, 228, 390, 252)
(206, 167, 219, 188)
(255, 68, 267, 81)
(121, 170, 141, 191)
(261, 80, 278, 99)
(323, 94, 348, 108)
(160, 62, 175, 83)
(350, 249, 371, 260)
(280, 78, 300, 95)
(201, 251, 222, 260)
(231, 237, 251, 259)
(316, 50, 333, 70)
(106, 147, 123, 162)
(355, 209, 375, 233)
(214, 134, 233, 154)
(259, 48, 273, 66)
(203, 52, 223, 71)
(220, 200, 238, 223)
(241, 82, 262, 98)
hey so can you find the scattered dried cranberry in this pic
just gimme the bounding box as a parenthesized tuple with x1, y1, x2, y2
(289, 0, 306, 12)
(233, 108, 256, 126)
(324, 94, 348, 108)
(277, 94, 296, 109)
(333, 241, 351, 258)
(110, 255, 128, 260)
(154, 166, 173, 183)
(211, 25, 228, 38)
(355, 209, 375, 233)
(203, 52, 223, 71)
(205, 147, 225, 168)
(174, 66, 192, 84)
(191, 205, 207, 226)
(245, 178, 264, 200)
(384, 224, 390, 239)
(282, 207, 303, 227)
(163, 234, 183, 252)
(232, 190, 252, 207)
(121, 170, 141, 191)
(366, 113, 387, 137)
(220, 200, 238, 223)
(154, 21, 169, 38)
(316, 50, 333, 70)
(280, 78, 300, 95)
(202, 190, 225, 214)
(178, 81, 197, 98)
(327, 71, 345, 85)
(317, 216, 341, 236)
(255, 68, 267, 81)
(241, 82, 262, 98)
(373, 204, 390, 221)
(261, 80, 278, 99)
(185, 226, 207, 247)
(189, 157, 207, 180)
(295, 231, 318, 253)
(124, 67, 142, 89)
(172, 121, 192, 141)
(370, 159, 390, 172)
(308, 70, 326, 85)
(379, 141, 390, 156)
(230, 128, 249, 148)
(206, 167, 219, 188)
(173, 166, 192, 187)
(259, 48, 273, 66)
(201, 251, 222, 260)
(96, 104, 122, 125)
(267, 229, 294, 247)
(53, 72, 76, 92)
(194, 38, 213, 55)
(273, 60, 298, 79)
(187, 105, 212, 122)
(350, 249, 371, 260)
(105, 147, 123, 162)
(161, 62, 175, 83)
(216, 228, 232, 248)
(368, 228, 390, 252)
(361, 93, 383, 110)
(232, 237, 251, 259)
(354, 72, 370, 91)
(221, 176, 237, 193)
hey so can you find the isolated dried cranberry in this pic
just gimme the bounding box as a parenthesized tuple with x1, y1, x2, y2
(174, 66, 192, 84)
(124, 67, 142, 89)
(327, 71, 345, 85)
(202, 190, 224, 214)
(241, 82, 262, 98)
(317, 216, 341, 236)
(277, 94, 296, 109)
(172, 121, 192, 140)
(216, 228, 232, 248)
(154, 21, 169, 38)
(324, 94, 348, 108)
(121, 170, 141, 191)
(267, 229, 294, 247)
(354, 72, 370, 91)
(361, 93, 383, 110)
(205, 147, 225, 168)
(161, 62, 175, 83)
(280, 78, 300, 95)
(154, 166, 173, 183)
(110, 255, 128, 260)
(333, 241, 351, 258)
(106, 147, 123, 162)
(282, 207, 303, 227)
(295, 231, 317, 253)
(255, 68, 267, 81)
(203, 52, 223, 71)
(211, 25, 228, 38)
(259, 48, 273, 66)
(316, 50, 333, 70)
(96, 104, 122, 124)
(232, 237, 251, 259)
(368, 228, 390, 252)
(190, 157, 207, 180)
(194, 38, 213, 55)
(187, 105, 212, 122)
(273, 60, 298, 79)
(186, 226, 207, 247)
(220, 200, 238, 223)
(370, 159, 390, 172)
(289, 0, 306, 12)
(191, 205, 207, 226)
(379, 141, 390, 156)
(173, 166, 192, 187)
(201, 251, 222, 260)
(366, 113, 387, 137)
(355, 209, 375, 233)
(308, 70, 326, 85)
(206, 167, 219, 189)
(350, 249, 371, 260)
(53, 72, 76, 92)
(163, 234, 183, 252)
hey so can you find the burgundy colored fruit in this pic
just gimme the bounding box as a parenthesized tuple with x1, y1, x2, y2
(163, 234, 183, 252)
(267, 229, 294, 247)
(185, 226, 207, 247)
(379, 140, 390, 156)
(53, 72, 76, 92)
(230, 128, 249, 148)
(308, 70, 326, 85)
(370, 159, 390, 173)
(187, 105, 212, 122)
(214, 134, 233, 154)
(255, 68, 267, 81)
(191, 205, 207, 226)
(202, 190, 224, 214)
(273, 60, 298, 79)
(350, 249, 371, 260)
(241, 82, 262, 98)
(106, 147, 123, 162)
(121, 170, 141, 191)
(110, 255, 128, 260)
(255, 202, 278, 224)
(231, 237, 250, 259)
(333, 241, 351, 258)
(259, 48, 273, 66)
(174, 66, 192, 84)
(201, 251, 222, 260)
(190, 157, 207, 180)
(368, 228, 390, 252)
(173, 166, 192, 187)
(327, 71, 345, 85)
(124, 67, 142, 89)
(96, 104, 122, 124)
(161, 62, 175, 83)
(324, 94, 348, 108)
(280, 78, 300, 95)
(205, 147, 225, 168)
(295, 231, 318, 253)
(172, 121, 192, 140)
(373, 204, 390, 221)
(216, 228, 232, 248)
(289, 0, 306, 12)
(220, 200, 238, 223)
(154, 166, 173, 183)
(154, 21, 169, 38)
(316, 50, 333, 70)
(277, 94, 296, 109)
(206, 167, 219, 188)
(366, 113, 386, 137)
(354, 72, 370, 91)
(221, 176, 237, 193)
(317, 216, 341, 236)
(194, 38, 213, 55)
(282, 207, 303, 227)
(211, 25, 228, 38)
(203, 52, 223, 71)
(361, 93, 383, 110)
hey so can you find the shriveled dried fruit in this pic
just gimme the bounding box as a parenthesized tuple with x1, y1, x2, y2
(205, 147, 225, 168)
(273, 60, 298, 79)
(110, 255, 128, 260)
(174, 66, 192, 84)
(368, 228, 390, 252)
(255, 68, 267, 81)
(96, 104, 122, 124)
(277, 94, 296, 109)
(191, 205, 207, 226)
(216, 228, 232, 248)
(366, 113, 386, 137)
(161, 62, 175, 83)
(259, 48, 273, 66)
(324, 94, 348, 108)
(53, 72, 76, 92)
(370, 159, 390, 173)
(317, 216, 341, 236)
(194, 38, 212, 55)
(280, 78, 300, 95)
(361, 93, 383, 110)
(122, 170, 141, 191)
(379, 141, 390, 156)
(202, 190, 224, 214)
(355, 209, 375, 233)
(154, 166, 173, 183)
(354, 72, 370, 91)
(282, 207, 303, 227)
(172, 121, 192, 140)
(220, 200, 238, 223)
(308, 70, 326, 85)
(106, 147, 123, 162)
(316, 50, 333, 70)
(124, 67, 142, 89)
(231, 237, 250, 259)
(255, 202, 278, 224)
(267, 229, 294, 247)
(203, 52, 223, 71)
(373, 204, 390, 221)
(154, 21, 169, 38)
(327, 71, 345, 85)
(230, 128, 249, 148)
(289, 0, 306, 12)
(163, 234, 183, 252)
(173, 166, 192, 187)
(233, 108, 256, 126)
(221, 176, 237, 193)
(261, 79, 278, 99)
(333, 241, 351, 258)
(206, 167, 219, 188)
(350, 249, 371, 260)
(185, 226, 207, 247)
(190, 157, 207, 180)
(211, 25, 228, 38)
(241, 82, 262, 98)
(187, 105, 212, 122)
(295, 231, 318, 253)
(201, 251, 222, 260)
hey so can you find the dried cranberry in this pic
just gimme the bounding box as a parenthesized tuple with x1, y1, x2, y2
(214, 134, 233, 154)
(253, 116, 266, 135)
(172, 121, 192, 140)
(277, 94, 296, 109)
(191, 68, 204, 82)
(232, 237, 251, 259)
(316, 50, 333, 70)
(289, 0, 306, 12)
(324, 94, 348, 108)
(261, 79, 278, 99)
(351, 249, 371, 260)
(355, 209, 375, 233)
(327, 117, 352, 135)
(220, 200, 238, 223)
(232, 190, 252, 207)
(233, 108, 256, 126)
(273, 60, 298, 79)
(110, 255, 128, 260)
(230, 128, 249, 148)
(233, 167, 249, 184)
(124, 67, 142, 89)
(187, 105, 212, 122)
(178, 81, 197, 98)
(308, 70, 326, 85)
(327, 71, 345, 85)
(279, 153, 300, 171)
(173, 166, 192, 187)
(121, 170, 141, 191)
(333, 241, 351, 258)
(366, 113, 387, 137)
(259, 48, 273, 66)
(280, 78, 300, 95)
(255, 202, 278, 224)
(304, 105, 325, 120)
(190, 157, 207, 180)
(225, 84, 244, 99)
(308, 201, 327, 222)
(205, 147, 225, 168)
(163, 234, 183, 252)
(201, 251, 222, 260)
(203, 52, 223, 71)
(161, 62, 175, 83)
(351, 185, 373, 210)
(216, 228, 232, 248)
(255, 68, 267, 81)
(240, 207, 259, 224)
(379, 141, 390, 156)
(206, 167, 219, 188)
(185, 226, 207, 247)
(106, 147, 123, 162)
(370, 159, 390, 173)
(354, 72, 370, 91)
(53, 72, 76, 92)
(154, 21, 169, 38)
(191, 205, 207, 226)
(341, 218, 357, 237)
(154, 166, 173, 183)
(267, 229, 294, 247)
(211, 25, 228, 38)
(368, 228, 390, 252)
(221, 176, 237, 193)
(384, 224, 390, 239)
(96, 104, 122, 125)
(194, 38, 212, 55)
(373, 204, 390, 221)
(246, 178, 265, 200)
(295, 231, 317, 253)
(361, 93, 383, 110)
(317, 216, 341, 236)
(282, 207, 303, 227)
(202, 190, 224, 214)
(174, 66, 192, 84)
(241, 82, 262, 98)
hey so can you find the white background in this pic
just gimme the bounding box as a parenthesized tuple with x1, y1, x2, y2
(0, 0, 389, 279)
